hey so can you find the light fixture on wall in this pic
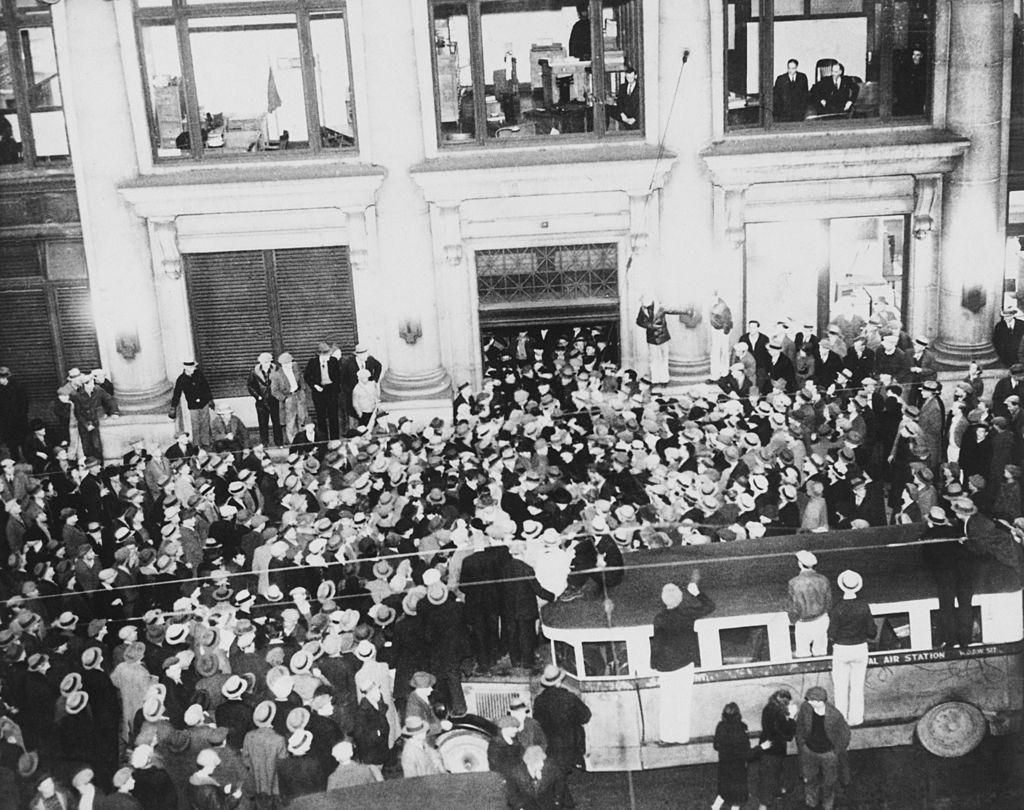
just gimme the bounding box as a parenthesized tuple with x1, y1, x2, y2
(116, 331, 141, 360)
(399, 318, 422, 345)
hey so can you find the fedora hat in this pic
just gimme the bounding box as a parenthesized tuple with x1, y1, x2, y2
(540, 664, 565, 686)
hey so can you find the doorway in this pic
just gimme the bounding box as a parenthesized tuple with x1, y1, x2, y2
(475, 242, 621, 377)
(744, 214, 910, 333)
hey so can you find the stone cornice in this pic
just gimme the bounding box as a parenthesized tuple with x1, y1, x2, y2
(118, 163, 387, 219)
(410, 142, 677, 204)
(701, 128, 970, 187)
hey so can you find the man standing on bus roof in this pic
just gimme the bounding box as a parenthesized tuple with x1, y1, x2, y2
(649, 569, 715, 746)
(787, 551, 833, 658)
(796, 685, 851, 810)
(827, 570, 874, 727)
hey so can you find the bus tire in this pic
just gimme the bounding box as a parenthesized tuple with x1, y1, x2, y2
(916, 701, 987, 758)
(437, 728, 492, 773)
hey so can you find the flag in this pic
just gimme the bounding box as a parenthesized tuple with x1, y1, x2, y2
(267, 67, 282, 113)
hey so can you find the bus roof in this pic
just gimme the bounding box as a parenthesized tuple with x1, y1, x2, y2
(541, 525, 1022, 631)
(288, 772, 507, 810)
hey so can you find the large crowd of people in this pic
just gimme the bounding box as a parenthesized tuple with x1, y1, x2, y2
(0, 298, 1022, 809)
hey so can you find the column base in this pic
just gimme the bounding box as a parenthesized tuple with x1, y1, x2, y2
(933, 339, 997, 370)
(381, 366, 452, 402)
(668, 355, 712, 387)
(116, 379, 174, 414)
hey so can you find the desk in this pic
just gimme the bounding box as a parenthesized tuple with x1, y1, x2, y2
(523, 103, 590, 135)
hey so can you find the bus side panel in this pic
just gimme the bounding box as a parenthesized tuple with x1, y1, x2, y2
(581, 687, 644, 771)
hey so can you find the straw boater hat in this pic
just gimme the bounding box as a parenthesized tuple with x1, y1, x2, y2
(837, 570, 863, 594)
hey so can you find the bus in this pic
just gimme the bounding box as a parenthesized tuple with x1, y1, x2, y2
(459, 525, 1023, 771)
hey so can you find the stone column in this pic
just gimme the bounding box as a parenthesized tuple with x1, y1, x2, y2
(934, 0, 1008, 367)
(363, 0, 451, 401)
(907, 174, 942, 340)
(51, 0, 172, 412)
(658, 0, 713, 383)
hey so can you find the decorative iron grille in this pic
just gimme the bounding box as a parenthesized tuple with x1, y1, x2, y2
(475, 243, 619, 306)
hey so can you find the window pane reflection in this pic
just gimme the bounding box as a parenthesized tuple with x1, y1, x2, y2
(726, 1, 761, 128)
(189, 15, 305, 153)
(309, 13, 355, 148)
(21, 26, 68, 159)
(141, 23, 190, 156)
(433, 2, 474, 143)
(1, 36, 25, 165)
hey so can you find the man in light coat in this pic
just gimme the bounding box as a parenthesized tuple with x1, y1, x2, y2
(270, 352, 307, 444)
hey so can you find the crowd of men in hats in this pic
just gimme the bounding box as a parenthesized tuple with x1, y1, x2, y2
(0, 300, 1022, 808)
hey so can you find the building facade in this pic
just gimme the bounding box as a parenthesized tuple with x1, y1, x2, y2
(0, 0, 1019, 454)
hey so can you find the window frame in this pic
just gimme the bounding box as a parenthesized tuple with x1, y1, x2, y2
(427, 0, 644, 148)
(0, 0, 70, 169)
(723, 0, 934, 133)
(133, 0, 357, 162)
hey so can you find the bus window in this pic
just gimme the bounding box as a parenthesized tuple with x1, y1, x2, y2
(929, 606, 983, 647)
(553, 639, 578, 676)
(869, 612, 912, 652)
(582, 640, 629, 677)
(719, 625, 770, 665)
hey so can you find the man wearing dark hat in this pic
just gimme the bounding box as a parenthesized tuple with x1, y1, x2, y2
(532, 664, 591, 775)
(169, 360, 214, 449)
(922, 506, 976, 650)
(795, 685, 851, 810)
(71, 372, 119, 462)
(992, 363, 1024, 417)
(303, 342, 342, 440)
(993, 304, 1024, 366)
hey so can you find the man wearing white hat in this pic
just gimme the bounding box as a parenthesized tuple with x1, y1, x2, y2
(270, 351, 307, 444)
(787, 551, 833, 658)
(827, 570, 874, 726)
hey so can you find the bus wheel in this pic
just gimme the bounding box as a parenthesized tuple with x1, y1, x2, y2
(916, 701, 987, 758)
(437, 728, 492, 773)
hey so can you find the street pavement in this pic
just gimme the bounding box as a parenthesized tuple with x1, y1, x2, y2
(569, 732, 1024, 809)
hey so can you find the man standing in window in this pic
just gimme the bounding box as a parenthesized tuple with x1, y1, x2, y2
(168, 360, 214, 450)
(811, 63, 859, 116)
(773, 59, 809, 122)
(894, 46, 928, 116)
(568, 2, 591, 61)
(615, 65, 641, 130)
(303, 342, 341, 441)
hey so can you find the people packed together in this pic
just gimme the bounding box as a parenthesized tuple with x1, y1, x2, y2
(0, 299, 1022, 809)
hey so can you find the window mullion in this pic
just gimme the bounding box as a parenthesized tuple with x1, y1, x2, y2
(7, 26, 36, 166)
(761, 0, 774, 129)
(296, 9, 321, 153)
(467, 0, 486, 144)
(174, 13, 204, 159)
(878, 0, 894, 119)
(589, 0, 605, 137)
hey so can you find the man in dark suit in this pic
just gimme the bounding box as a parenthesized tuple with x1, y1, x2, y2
(812, 340, 846, 388)
(773, 58, 809, 122)
(991, 363, 1024, 417)
(765, 339, 797, 394)
(303, 342, 342, 440)
(811, 62, 859, 115)
(843, 471, 887, 527)
(340, 344, 382, 433)
(992, 305, 1024, 367)
(615, 65, 641, 130)
(845, 336, 875, 381)
(740, 320, 771, 391)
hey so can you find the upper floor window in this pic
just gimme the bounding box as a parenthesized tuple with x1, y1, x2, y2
(429, 0, 644, 147)
(725, 0, 933, 131)
(0, 0, 70, 168)
(135, 0, 356, 160)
